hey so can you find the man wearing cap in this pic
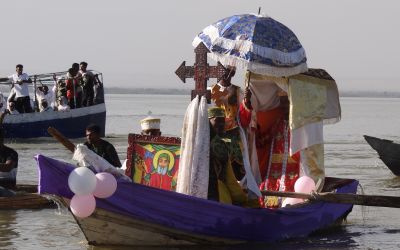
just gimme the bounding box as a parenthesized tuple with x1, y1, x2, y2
(208, 107, 247, 205)
(84, 124, 122, 168)
(140, 114, 162, 136)
(210, 66, 245, 181)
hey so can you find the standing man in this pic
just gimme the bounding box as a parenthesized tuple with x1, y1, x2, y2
(208, 107, 247, 205)
(80, 62, 95, 107)
(0, 128, 18, 197)
(84, 124, 122, 168)
(0, 64, 32, 113)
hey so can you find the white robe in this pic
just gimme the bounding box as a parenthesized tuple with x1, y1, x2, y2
(176, 96, 210, 199)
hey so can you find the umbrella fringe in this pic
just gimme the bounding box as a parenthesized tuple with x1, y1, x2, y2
(208, 53, 308, 77)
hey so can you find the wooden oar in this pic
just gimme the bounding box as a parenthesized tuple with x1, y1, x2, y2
(47, 127, 75, 152)
(262, 190, 400, 208)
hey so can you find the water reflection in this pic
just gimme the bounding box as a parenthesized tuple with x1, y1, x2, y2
(0, 210, 19, 249)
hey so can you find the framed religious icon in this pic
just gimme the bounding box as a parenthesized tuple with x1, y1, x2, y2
(125, 134, 181, 191)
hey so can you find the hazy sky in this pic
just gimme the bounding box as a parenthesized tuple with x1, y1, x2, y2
(1, 0, 399, 91)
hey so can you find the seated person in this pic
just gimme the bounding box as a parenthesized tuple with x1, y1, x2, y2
(207, 107, 247, 205)
(37, 85, 55, 110)
(57, 96, 70, 111)
(40, 99, 53, 112)
(0, 128, 18, 197)
(6, 101, 19, 115)
(140, 113, 161, 136)
(84, 124, 122, 168)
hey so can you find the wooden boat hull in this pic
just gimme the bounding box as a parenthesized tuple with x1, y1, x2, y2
(2, 103, 106, 138)
(0, 193, 55, 209)
(0, 184, 55, 210)
(68, 202, 242, 246)
(37, 155, 358, 246)
(364, 135, 400, 176)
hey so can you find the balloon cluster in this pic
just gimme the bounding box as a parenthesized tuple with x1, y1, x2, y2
(68, 167, 117, 218)
(282, 176, 316, 208)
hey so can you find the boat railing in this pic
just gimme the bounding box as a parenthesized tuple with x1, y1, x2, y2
(0, 70, 105, 112)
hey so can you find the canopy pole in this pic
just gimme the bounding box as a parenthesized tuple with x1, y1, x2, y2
(33, 76, 38, 112)
(245, 70, 251, 88)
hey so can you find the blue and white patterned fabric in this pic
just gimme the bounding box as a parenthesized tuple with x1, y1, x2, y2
(193, 14, 308, 77)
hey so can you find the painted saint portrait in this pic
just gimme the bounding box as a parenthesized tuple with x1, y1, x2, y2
(126, 134, 180, 191)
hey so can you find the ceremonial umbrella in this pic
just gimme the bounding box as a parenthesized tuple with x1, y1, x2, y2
(193, 14, 307, 77)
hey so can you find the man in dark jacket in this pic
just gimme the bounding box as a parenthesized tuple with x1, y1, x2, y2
(84, 124, 122, 168)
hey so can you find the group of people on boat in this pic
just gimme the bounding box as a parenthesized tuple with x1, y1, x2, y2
(58, 62, 103, 109)
(0, 64, 329, 210)
(0, 62, 104, 115)
(126, 66, 328, 209)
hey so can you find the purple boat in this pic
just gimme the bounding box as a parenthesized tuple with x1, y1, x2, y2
(36, 154, 358, 247)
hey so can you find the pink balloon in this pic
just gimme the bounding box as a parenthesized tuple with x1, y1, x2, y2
(93, 172, 117, 198)
(294, 176, 316, 193)
(282, 198, 303, 207)
(70, 194, 96, 218)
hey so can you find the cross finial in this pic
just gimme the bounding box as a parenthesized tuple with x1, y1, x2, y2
(175, 42, 228, 102)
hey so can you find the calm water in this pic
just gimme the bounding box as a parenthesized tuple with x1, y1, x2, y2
(1, 94, 400, 250)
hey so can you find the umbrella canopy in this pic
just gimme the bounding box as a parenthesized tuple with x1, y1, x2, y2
(193, 14, 308, 77)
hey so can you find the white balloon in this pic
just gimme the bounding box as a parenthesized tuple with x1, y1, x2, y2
(68, 167, 97, 195)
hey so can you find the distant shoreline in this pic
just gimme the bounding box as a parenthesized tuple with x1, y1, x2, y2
(1, 85, 398, 98)
(104, 87, 400, 98)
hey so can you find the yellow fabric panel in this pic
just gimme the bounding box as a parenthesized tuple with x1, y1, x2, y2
(288, 78, 327, 130)
(302, 144, 325, 191)
(290, 73, 335, 86)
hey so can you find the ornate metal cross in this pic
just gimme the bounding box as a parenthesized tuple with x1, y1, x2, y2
(175, 42, 227, 101)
